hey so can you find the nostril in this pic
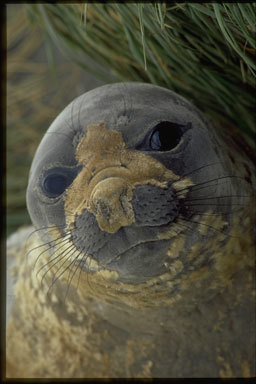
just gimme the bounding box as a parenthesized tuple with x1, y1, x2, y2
(88, 177, 135, 233)
(120, 191, 130, 210)
(94, 199, 112, 219)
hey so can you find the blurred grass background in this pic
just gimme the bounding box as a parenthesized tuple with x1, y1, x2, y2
(26, 3, 256, 144)
(7, 4, 104, 236)
(7, 3, 256, 236)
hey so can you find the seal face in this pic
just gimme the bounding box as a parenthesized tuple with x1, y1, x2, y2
(26, 82, 253, 286)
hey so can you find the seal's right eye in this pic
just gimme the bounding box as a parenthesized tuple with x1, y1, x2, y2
(150, 121, 187, 151)
(43, 174, 69, 197)
(136, 121, 191, 152)
(40, 167, 79, 198)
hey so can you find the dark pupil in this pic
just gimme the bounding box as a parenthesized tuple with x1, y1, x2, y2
(43, 174, 68, 197)
(150, 121, 182, 151)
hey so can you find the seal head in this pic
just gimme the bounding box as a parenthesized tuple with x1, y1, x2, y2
(26, 83, 252, 287)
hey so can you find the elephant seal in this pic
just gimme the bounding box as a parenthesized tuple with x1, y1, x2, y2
(6, 83, 255, 378)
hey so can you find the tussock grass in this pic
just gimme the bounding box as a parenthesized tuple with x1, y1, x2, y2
(7, 5, 91, 235)
(26, 3, 256, 147)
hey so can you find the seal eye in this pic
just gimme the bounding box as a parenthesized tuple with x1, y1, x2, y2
(43, 174, 69, 198)
(41, 167, 80, 198)
(150, 121, 184, 151)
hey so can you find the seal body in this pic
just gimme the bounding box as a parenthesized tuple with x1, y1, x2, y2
(6, 83, 255, 378)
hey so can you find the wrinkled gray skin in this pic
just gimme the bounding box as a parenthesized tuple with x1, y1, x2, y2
(27, 83, 238, 284)
(25, 83, 255, 378)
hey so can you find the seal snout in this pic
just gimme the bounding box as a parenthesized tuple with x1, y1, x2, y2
(89, 177, 134, 233)
(64, 120, 178, 233)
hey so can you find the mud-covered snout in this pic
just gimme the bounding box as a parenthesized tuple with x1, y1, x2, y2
(89, 177, 134, 233)
(88, 176, 179, 233)
(64, 121, 178, 233)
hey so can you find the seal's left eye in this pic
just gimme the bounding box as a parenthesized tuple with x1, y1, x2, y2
(150, 121, 184, 151)
(41, 167, 79, 198)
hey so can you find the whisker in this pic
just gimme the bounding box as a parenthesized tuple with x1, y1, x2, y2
(25, 224, 66, 243)
(75, 253, 88, 291)
(185, 195, 250, 202)
(183, 209, 241, 217)
(172, 220, 198, 236)
(46, 247, 80, 297)
(175, 175, 246, 195)
(50, 243, 80, 283)
(178, 161, 224, 180)
(64, 251, 87, 302)
(27, 232, 71, 261)
(184, 202, 245, 207)
(180, 217, 240, 238)
(40, 242, 76, 285)
(84, 255, 94, 292)
(31, 233, 72, 270)
(35, 237, 73, 277)
(176, 181, 228, 196)
(74, 245, 100, 292)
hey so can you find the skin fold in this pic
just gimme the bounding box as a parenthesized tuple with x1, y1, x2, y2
(6, 83, 255, 378)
